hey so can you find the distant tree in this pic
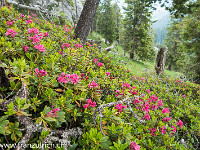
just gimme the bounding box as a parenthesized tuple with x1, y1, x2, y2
(165, 0, 200, 82)
(123, 0, 155, 61)
(98, 0, 116, 44)
(165, 18, 185, 71)
(181, 1, 200, 81)
(93, 1, 121, 45)
(74, 0, 100, 45)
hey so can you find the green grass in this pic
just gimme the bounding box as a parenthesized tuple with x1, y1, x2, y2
(88, 32, 183, 78)
(87, 32, 107, 48)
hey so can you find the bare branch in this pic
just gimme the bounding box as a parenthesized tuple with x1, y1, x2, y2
(92, 96, 145, 135)
(7, 1, 40, 11)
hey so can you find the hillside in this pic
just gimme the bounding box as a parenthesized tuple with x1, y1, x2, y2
(0, 6, 200, 150)
(88, 32, 182, 78)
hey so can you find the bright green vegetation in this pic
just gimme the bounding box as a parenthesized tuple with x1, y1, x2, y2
(88, 32, 182, 78)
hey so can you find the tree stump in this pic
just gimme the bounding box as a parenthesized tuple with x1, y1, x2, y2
(155, 47, 168, 76)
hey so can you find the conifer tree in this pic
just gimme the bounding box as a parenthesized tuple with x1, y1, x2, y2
(123, 0, 155, 61)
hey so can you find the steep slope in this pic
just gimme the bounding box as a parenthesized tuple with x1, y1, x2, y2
(0, 6, 199, 150)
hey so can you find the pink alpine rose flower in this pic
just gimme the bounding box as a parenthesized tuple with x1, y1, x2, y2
(61, 43, 70, 50)
(83, 104, 89, 109)
(172, 126, 176, 133)
(151, 104, 158, 110)
(34, 44, 45, 52)
(97, 62, 103, 67)
(23, 46, 29, 52)
(5, 28, 17, 37)
(162, 108, 170, 114)
(57, 73, 79, 85)
(29, 35, 40, 44)
(142, 113, 150, 120)
(35, 68, 47, 77)
(129, 141, 140, 150)
(160, 126, 166, 134)
(162, 117, 171, 122)
(122, 83, 131, 88)
(88, 80, 98, 89)
(115, 103, 127, 113)
(84, 99, 96, 108)
(47, 107, 60, 118)
(59, 51, 63, 55)
(20, 14, 25, 18)
(70, 74, 79, 85)
(27, 27, 39, 34)
(157, 99, 163, 106)
(150, 95, 158, 102)
(43, 32, 49, 37)
(176, 120, 183, 128)
(106, 72, 110, 76)
(149, 128, 157, 137)
(145, 89, 151, 93)
(7, 20, 13, 26)
(93, 58, 98, 63)
(26, 19, 33, 24)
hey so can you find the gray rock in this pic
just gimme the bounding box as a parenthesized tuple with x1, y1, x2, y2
(7, 0, 83, 25)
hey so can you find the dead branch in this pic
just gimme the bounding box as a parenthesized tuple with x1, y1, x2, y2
(104, 45, 114, 52)
(7, 1, 40, 11)
(92, 96, 145, 136)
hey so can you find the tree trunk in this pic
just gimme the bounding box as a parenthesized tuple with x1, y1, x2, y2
(155, 47, 168, 75)
(74, 0, 100, 45)
(130, 52, 134, 59)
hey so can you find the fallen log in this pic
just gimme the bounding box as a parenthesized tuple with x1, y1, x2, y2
(104, 45, 114, 52)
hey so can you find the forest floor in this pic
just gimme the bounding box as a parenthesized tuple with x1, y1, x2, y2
(88, 32, 182, 78)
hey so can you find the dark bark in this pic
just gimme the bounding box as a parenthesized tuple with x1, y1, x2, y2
(0, 67, 10, 95)
(130, 52, 134, 59)
(74, 0, 100, 45)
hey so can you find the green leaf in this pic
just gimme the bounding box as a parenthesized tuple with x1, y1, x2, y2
(21, 104, 31, 110)
(11, 132, 15, 141)
(41, 129, 49, 138)
(68, 143, 78, 150)
(0, 126, 6, 134)
(20, 111, 31, 116)
(0, 63, 7, 67)
(15, 130, 22, 137)
(20, 98, 26, 105)
(15, 122, 19, 128)
(113, 116, 121, 121)
(0, 115, 9, 122)
(100, 136, 112, 149)
(44, 117, 57, 122)
(36, 117, 42, 124)
(44, 107, 51, 115)
(121, 142, 129, 150)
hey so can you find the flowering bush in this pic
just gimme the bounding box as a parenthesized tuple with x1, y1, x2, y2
(0, 6, 199, 150)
